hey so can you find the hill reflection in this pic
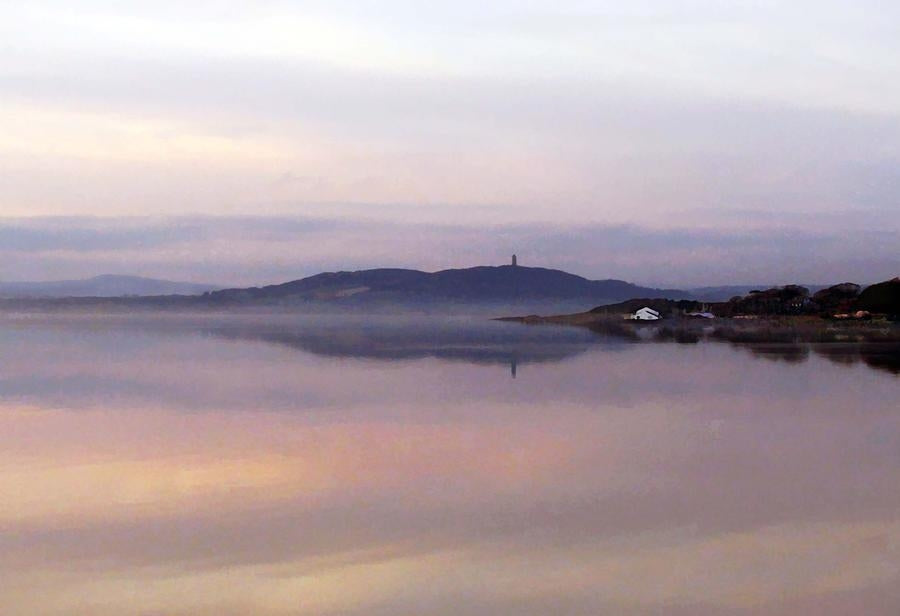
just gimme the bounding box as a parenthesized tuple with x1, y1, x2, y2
(200, 318, 900, 377)
(1, 314, 897, 379)
(201, 318, 605, 370)
(2, 314, 899, 616)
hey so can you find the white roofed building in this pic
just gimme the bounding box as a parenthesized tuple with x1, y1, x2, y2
(631, 307, 661, 321)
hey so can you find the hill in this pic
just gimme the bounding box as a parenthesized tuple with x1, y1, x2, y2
(688, 284, 829, 302)
(206, 265, 691, 305)
(583, 278, 899, 319)
(0, 275, 220, 298)
(856, 278, 900, 315)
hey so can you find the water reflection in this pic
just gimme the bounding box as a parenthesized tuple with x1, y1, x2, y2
(198, 317, 899, 376)
(0, 315, 898, 615)
(3, 314, 896, 377)
(814, 343, 900, 375)
(202, 316, 602, 365)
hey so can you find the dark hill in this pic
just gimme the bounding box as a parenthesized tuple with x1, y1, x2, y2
(211, 268, 428, 301)
(207, 266, 690, 305)
(856, 278, 900, 315)
(812, 282, 861, 313)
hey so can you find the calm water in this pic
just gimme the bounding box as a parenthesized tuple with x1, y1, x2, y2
(1, 314, 898, 615)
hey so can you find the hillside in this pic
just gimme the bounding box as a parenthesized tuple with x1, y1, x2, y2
(206, 266, 690, 305)
(856, 278, 900, 315)
(687, 284, 827, 302)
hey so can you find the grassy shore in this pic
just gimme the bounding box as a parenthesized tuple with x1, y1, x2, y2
(498, 312, 900, 344)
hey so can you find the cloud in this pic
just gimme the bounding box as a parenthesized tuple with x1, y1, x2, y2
(0, 219, 204, 252)
(1, 2, 899, 223)
(1, 215, 897, 286)
(0, 4, 897, 283)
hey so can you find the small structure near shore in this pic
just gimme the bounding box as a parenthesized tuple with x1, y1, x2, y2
(833, 310, 872, 320)
(630, 307, 661, 321)
(686, 311, 715, 319)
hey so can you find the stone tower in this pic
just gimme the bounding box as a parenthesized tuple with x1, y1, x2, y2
(511, 254, 517, 267)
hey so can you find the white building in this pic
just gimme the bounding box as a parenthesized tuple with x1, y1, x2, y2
(631, 307, 661, 321)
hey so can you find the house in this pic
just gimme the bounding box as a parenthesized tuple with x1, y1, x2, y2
(631, 307, 661, 321)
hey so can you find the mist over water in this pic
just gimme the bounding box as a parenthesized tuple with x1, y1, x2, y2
(1, 315, 898, 615)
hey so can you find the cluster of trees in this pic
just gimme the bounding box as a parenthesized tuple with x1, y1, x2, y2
(587, 278, 899, 320)
(719, 278, 899, 318)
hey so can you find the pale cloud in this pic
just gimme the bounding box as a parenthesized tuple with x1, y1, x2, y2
(1, 215, 897, 286)
(1, 1, 899, 223)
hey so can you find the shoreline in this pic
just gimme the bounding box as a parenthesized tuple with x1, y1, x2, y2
(498, 312, 900, 344)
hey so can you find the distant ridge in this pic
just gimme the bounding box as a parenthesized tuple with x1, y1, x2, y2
(0, 275, 220, 298)
(688, 284, 829, 302)
(207, 265, 691, 304)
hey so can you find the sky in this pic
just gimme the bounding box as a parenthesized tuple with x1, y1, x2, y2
(1, 1, 898, 286)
